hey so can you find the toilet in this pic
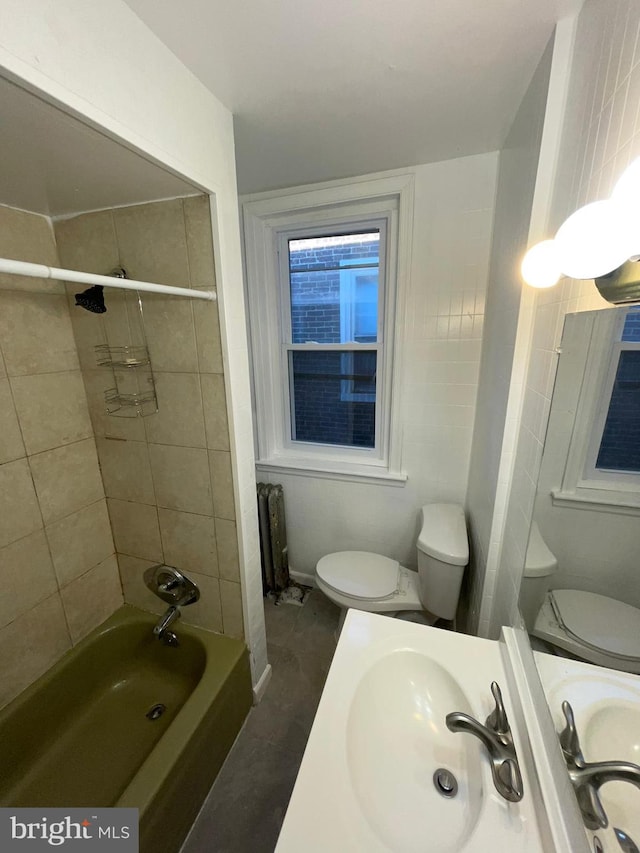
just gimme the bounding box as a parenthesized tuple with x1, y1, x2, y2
(522, 522, 640, 674)
(315, 503, 468, 627)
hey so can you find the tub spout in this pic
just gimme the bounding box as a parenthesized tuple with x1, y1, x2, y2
(153, 605, 181, 646)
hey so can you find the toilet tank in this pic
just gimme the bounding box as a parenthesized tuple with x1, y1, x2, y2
(520, 521, 558, 631)
(416, 504, 468, 620)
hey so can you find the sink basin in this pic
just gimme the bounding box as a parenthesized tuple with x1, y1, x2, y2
(277, 611, 547, 853)
(536, 655, 640, 848)
(347, 651, 482, 853)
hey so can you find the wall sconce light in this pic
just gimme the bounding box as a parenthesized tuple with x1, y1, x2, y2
(521, 156, 640, 301)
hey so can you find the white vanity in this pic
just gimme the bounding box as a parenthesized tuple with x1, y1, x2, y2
(276, 610, 639, 853)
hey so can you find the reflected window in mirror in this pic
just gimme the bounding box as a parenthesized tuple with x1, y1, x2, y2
(554, 307, 640, 512)
(592, 311, 640, 475)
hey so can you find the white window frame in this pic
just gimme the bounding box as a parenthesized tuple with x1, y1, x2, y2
(552, 309, 640, 514)
(242, 175, 413, 485)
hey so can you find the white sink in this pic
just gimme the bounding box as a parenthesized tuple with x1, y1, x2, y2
(536, 653, 640, 851)
(276, 611, 547, 853)
(347, 651, 482, 853)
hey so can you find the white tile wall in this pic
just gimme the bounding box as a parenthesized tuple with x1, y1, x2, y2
(486, 0, 640, 636)
(466, 38, 554, 633)
(254, 153, 498, 576)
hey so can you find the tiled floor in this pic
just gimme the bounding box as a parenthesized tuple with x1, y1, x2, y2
(181, 589, 340, 853)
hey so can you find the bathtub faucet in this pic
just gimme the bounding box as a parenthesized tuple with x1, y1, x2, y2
(153, 605, 181, 646)
(143, 564, 200, 646)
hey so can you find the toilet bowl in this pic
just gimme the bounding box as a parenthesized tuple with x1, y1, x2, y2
(522, 522, 640, 674)
(315, 503, 468, 625)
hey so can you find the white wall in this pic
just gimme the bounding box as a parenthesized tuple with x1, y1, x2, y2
(0, 0, 267, 685)
(486, 0, 640, 635)
(466, 38, 554, 633)
(252, 153, 498, 576)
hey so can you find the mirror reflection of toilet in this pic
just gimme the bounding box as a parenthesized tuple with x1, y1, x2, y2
(521, 522, 640, 674)
(315, 503, 469, 632)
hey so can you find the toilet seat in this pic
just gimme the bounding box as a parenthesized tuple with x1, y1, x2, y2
(315, 555, 424, 614)
(533, 591, 640, 674)
(316, 551, 399, 600)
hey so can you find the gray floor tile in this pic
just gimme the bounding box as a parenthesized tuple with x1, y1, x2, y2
(181, 589, 340, 853)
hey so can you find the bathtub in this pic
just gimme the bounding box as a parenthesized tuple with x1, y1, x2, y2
(0, 604, 252, 853)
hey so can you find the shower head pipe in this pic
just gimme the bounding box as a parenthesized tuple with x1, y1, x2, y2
(0, 258, 216, 302)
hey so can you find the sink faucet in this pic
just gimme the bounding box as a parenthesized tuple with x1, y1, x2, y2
(446, 681, 524, 802)
(558, 700, 640, 830)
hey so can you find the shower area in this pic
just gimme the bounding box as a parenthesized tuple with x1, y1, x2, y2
(0, 192, 244, 705)
(0, 73, 257, 708)
(0, 72, 259, 849)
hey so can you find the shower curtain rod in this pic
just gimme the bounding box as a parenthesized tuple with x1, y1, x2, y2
(0, 258, 217, 302)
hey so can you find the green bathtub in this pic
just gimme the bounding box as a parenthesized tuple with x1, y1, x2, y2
(0, 605, 252, 853)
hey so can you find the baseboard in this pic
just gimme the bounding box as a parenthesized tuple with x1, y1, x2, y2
(290, 569, 316, 587)
(252, 663, 272, 704)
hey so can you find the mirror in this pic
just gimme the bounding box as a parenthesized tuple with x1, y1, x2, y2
(518, 305, 640, 674)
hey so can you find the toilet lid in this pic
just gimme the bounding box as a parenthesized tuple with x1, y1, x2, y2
(551, 590, 640, 660)
(316, 551, 399, 600)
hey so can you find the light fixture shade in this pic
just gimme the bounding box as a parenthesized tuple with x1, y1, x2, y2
(554, 200, 632, 279)
(612, 156, 640, 210)
(612, 157, 640, 258)
(521, 240, 562, 288)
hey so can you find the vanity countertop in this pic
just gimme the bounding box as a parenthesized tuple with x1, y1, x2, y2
(276, 610, 550, 853)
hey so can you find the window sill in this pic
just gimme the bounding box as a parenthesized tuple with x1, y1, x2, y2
(256, 457, 408, 487)
(551, 489, 640, 516)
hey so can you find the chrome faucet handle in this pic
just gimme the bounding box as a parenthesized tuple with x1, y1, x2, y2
(559, 701, 585, 763)
(486, 681, 510, 737)
(144, 564, 200, 606)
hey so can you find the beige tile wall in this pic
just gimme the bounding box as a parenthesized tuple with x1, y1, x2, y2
(0, 204, 122, 709)
(55, 196, 243, 639)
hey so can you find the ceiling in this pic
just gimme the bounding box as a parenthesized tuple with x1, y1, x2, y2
(0, 77, 197, 218)
(124, 0, 580, 195)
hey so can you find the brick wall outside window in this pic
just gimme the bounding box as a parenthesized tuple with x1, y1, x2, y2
(289, 240, 378, 447)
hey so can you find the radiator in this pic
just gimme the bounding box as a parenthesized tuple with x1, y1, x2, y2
(256, 483, 290, 593)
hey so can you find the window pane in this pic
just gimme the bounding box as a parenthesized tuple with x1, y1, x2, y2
(289, 232, 380, 344)
(596, 350, 640, 472)
(622, 307, 640, 342)
(289, 350, 376, 448)
(353, 274, 378, 342)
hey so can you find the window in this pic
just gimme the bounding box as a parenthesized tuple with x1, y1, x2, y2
(583, 310, 640, 488)
(242, 175, 413, 482)
(282, 227, 385, 450)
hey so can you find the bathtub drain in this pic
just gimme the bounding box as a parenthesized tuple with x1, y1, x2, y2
(146, 703, 167, 721)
